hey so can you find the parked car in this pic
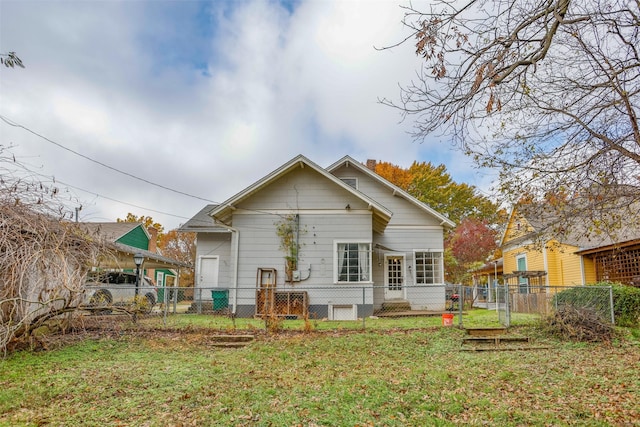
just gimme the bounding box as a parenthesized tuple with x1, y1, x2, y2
(85, 272, 157, 314)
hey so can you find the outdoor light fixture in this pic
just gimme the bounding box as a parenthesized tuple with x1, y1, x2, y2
(133, 252, 144, 298)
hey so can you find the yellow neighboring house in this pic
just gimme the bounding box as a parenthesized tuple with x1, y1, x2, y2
(499, 206, 640, 290)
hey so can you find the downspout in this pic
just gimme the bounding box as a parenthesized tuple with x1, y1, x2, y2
(542, 244, 549, 288)
(295, 214, 300, 268)
(224, 225, 240, 315)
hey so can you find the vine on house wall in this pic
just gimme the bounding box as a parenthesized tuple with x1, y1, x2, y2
(275, 214, 304, 282)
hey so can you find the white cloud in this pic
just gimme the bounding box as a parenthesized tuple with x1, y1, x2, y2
(0, 0, 494, 230)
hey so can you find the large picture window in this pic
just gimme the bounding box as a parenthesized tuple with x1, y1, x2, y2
(336, 242, 371, 283)
(415, 251, 443, 284)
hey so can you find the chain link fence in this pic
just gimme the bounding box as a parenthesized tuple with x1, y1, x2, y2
(79, 284, 465, 329)
(76, 283, 614, 331)
(474, 284, 614, 327)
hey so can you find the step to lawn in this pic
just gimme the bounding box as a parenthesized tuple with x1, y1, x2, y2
(209, 334, 255, 348)
(465, 327, 507, 336)
(462, 336, 530, 345)
(381, 300, 412, 312)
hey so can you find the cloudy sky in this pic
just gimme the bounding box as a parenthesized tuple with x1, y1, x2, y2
(1, 0, 493, 230)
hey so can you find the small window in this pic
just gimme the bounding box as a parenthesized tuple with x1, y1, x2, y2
(335, 241, 371, 283)
(340, 178, 357, 189)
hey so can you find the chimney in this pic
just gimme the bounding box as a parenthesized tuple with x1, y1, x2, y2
(366, 159, 377, 171)
(147, 226, 158, 253)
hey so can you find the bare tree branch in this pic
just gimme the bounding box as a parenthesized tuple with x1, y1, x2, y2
(383, 0, 640, 238)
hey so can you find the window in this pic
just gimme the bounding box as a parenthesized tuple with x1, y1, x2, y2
(340, 177, 357, 189)
(335, 242, 371, 283)
(414, 251, 443, 284)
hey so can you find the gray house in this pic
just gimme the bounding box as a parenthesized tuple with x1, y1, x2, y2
(180, 155, 454, 319)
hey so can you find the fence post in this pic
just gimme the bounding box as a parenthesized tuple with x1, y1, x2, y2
(362, 287, 366, 330)
(609, 286, 615, 324)
(458, 284, 463, 327)
(505, 284, 511, 328)
(162, 285, 167, 326)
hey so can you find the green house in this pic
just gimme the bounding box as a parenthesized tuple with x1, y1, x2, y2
(79, 222, 185, 288)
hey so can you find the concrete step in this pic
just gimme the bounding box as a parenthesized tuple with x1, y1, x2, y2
(208, 334, 255, 349)
(211, 334, 255, 343)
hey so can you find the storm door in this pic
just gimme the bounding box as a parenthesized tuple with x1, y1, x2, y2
(384, 255, 405, 300)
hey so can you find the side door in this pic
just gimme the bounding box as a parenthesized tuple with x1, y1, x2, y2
(198, 256, 219, 300)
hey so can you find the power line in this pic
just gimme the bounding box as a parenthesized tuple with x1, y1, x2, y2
(60, 180, 192, 220)
(29, 171, 193, 220)
(0, 114, 217, 203)
(1, 115, 316, 224)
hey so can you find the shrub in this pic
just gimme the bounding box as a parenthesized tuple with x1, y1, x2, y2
(608, 282, 640, 327)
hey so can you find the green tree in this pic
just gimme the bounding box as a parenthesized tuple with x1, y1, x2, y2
(372, 159, 501, 283)
(408, 161, 499, 225)
(375, 160, 499, 225)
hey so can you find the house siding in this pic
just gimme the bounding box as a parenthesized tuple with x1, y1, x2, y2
(551, 243, 584, 286)
(331, 165, 443, 226)
(503, 245, 544, 273)
(240, 167, 369, 211)
(231, 211, 373, 316)
(195, 232, 232, 287)
(582, 257, 597, 283)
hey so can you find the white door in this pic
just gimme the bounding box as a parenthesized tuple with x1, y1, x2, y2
(199, 256, 219, 300)
(384, 255, 404, 300)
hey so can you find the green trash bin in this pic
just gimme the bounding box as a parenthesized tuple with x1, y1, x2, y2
(211, 289, 229, 310)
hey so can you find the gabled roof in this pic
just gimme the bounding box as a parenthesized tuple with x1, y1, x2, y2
(75, 222, 191, 270)
(209, 154, 394, 232)
(79, 222, 150, 243)
(500, 203, 640, 251)
(326, 156, 456, 229)
(179, 204, 230, 232)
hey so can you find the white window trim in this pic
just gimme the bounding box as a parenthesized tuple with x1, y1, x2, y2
(328, 304, 358, 321)
(340, 177, 358, 189)
(333, 240, 372, 284)
(384, 253, 407, 290)
(157, 271, 165, 288)
(516, 253, 528, 289)
(413, 249, 444, 285)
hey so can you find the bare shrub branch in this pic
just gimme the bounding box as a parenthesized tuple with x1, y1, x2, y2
(0, 147, 106, 354)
